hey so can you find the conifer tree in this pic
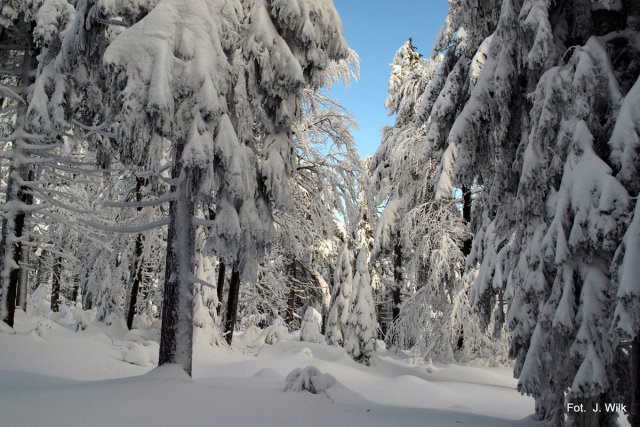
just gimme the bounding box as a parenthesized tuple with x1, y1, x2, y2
(326, 242, 353, 346)
(104, 0, 348, 375)
(420, 0, 640, 423)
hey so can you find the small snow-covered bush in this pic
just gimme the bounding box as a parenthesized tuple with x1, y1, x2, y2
(121, 341, 158, 367)
(28, 283, 52, 318)
(256, 323, 289, 345)
(33, 319, 56, 338)
(264, 325, 289, 344)
(284, 366, 336, 394)
(300, 307, 324, 344)
(50, 305, 76, 329)
(242, 325, 263, 344)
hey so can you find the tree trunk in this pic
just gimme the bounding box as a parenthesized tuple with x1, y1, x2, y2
(461, 185, 473, 257)
(50, 257, 62, 313)
(70, 282, 79, 306)
(158, 158, 201, 376)
(223, 268, 240, 345)
(126, 233, 144, 330)
(286, 288, 296, 325)
(216, 261, 225, 318)
(392, 234, 402, 322)
(286, 259, 297, 326)
(16, 246, 29, 312)
(455, 185, 474, 350)
(126, 176, 146, 330)
(16, 168, 35, 312)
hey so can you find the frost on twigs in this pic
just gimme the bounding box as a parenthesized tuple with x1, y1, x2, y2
(284, 365, 336, 395)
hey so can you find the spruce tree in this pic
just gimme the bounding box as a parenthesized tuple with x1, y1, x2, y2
(326, 242, 353, 346)
(104, 0, 348, 375)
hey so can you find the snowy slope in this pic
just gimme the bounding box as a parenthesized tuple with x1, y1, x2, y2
(0, 312, 542, 427)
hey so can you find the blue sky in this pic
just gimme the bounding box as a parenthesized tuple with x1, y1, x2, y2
(328, 1, 450, 157)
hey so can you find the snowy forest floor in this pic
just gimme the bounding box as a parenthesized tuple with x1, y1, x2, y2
(0, 311, 545, 427)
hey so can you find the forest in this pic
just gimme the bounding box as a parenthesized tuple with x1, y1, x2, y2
(1, 1, 639, 426)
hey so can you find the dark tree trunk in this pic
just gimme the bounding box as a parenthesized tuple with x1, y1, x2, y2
(216, 262, 226, 318)
(158, 153, 201, 376)
(392, 235, 402, 322)
(631, 333, 640, 427)
(0, 163, 32, 325)
(456, 185, 474, 350)
(50, 257, 62, 313)
(35, 251, 45, 291)
(16, 168, 35, 312)
(70, 277, 79, 306)
(223, 268, 240, 345)
(126, 176, 146, 330)
(16, 246, 29, 311)
(126, 234, 144, 330)
(461, 185, 473, 257)
(81, 259, 93, 310)
(321, 306, 328, 336)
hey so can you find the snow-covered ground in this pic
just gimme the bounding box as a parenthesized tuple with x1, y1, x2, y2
(0, 311, 543, 427)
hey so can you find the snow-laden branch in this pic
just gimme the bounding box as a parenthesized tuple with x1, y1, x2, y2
(79, 217, 170, 234)
(103, 192, 176, 209)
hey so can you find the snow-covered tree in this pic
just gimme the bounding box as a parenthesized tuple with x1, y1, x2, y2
(370, 37, 488, 362)
(419, 0, 640, 423)
(0, 0, 77, 327)
(300, 306, 323, 344)
(104, 0, 348, 375)
(344, 239, 376, 366)
(326, 242, 353, 346)
(252, 60, 360, 334)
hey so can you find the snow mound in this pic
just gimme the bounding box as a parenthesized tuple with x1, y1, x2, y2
(256, 324, 289, 345)
(32, 319, 57, 338)
(144, 364, 192, 382)
(285, 365, 336, 394)
(240, 325, 263, 345)
(252, 368, 283, 381)
(297, 347, 314, 358)
(0, 321, 14, 334)
(121, 341, 159, 367)
(50, 306, 76, 329)
(124, 328, 160, 343)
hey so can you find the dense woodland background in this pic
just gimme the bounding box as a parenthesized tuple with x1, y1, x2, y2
(1, 0, 639, 426)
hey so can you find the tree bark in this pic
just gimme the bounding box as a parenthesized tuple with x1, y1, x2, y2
(216, 262, 225, 318)
(126, 176, 146, 330)
(158, 157, 201, 376)
(223, 268, 240, 345)
(126, 233, 144, 330)
(50, 257, 62, 313)
(286, 288, 296, 325)
(461, 185, 473, 257)
(286, 260, 297, 326)
(16, 246, 29, 311)
(16, 168, 35, 312)
(392, 234, 402, 322)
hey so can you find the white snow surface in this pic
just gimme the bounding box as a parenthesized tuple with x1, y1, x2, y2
(0, 311, 543, 427)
